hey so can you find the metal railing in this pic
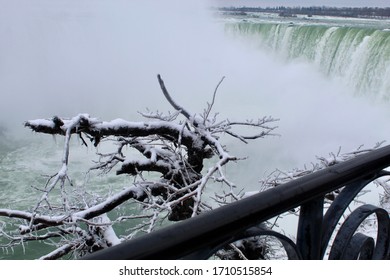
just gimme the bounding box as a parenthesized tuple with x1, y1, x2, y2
(83, 145, 390, 260)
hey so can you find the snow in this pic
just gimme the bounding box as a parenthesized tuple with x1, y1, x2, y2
(73, 184, 146, 221)
(0, 208, 64, 224)
(98, 118, 138, 130)
(57, 164, 67, 178)
(99, 213, 121, 246)
(241, 191, 260, 199)
(26, 119, 56, 128)
(18, 225, 30, 233)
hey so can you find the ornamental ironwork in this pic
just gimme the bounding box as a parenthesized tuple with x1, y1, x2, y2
(83, 145, 390, 260)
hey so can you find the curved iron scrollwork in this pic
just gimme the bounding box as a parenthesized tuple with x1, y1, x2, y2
(221, 172, 390, 260)
(321, 171, 390, 260)
(192, 225, 303, 260)
(319, 171, 390, 259)
(82, 145, 390, 260)
(328, 204, 390, 260)
(190, 170, 390, 260)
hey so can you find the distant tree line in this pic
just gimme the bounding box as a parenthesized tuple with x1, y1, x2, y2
(218, 6, 390, 19)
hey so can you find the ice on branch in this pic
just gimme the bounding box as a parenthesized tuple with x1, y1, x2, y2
(0, 75, 278, 259)
(255, 142, 386, 192)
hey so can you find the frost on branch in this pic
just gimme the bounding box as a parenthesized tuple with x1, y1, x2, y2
(0, 75, 278, 259)
(210, 142, 389, 260)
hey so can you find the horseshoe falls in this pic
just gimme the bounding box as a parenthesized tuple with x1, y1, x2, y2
(225, 17, 390, 100)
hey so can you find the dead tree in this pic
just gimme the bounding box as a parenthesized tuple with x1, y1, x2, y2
(0, 75, 278, 259)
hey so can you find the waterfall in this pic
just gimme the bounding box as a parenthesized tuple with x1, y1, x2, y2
(226, 21, 390, 99)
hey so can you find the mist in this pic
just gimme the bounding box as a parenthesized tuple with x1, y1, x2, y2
(1, 0, 390, 187)
(0, 0, 226, 128)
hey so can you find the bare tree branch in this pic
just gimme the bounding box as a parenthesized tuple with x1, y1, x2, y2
(157, 74, 192, 120)
(203, 76, 225, 124)
(3, 75, 279, 259)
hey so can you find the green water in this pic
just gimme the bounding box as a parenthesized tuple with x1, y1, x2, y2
(0, 135, 148, 259)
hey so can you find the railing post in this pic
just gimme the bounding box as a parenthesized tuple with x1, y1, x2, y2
(296, 197, 324, 259)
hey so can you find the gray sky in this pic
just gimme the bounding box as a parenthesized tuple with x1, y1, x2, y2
(211, 0, 390, 7)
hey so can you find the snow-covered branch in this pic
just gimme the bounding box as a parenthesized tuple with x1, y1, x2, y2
(255, 142, 386, 192)
(1, 75, 278, 259)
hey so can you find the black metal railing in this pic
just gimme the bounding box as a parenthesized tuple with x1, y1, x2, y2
(83, 145, 390, 260)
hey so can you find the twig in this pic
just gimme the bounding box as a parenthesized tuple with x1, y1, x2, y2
(204, 76, 225, 124)
(157, 74, 192, 120)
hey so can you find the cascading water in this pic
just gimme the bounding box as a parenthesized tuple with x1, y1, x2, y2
(225, 19, 390, 99)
